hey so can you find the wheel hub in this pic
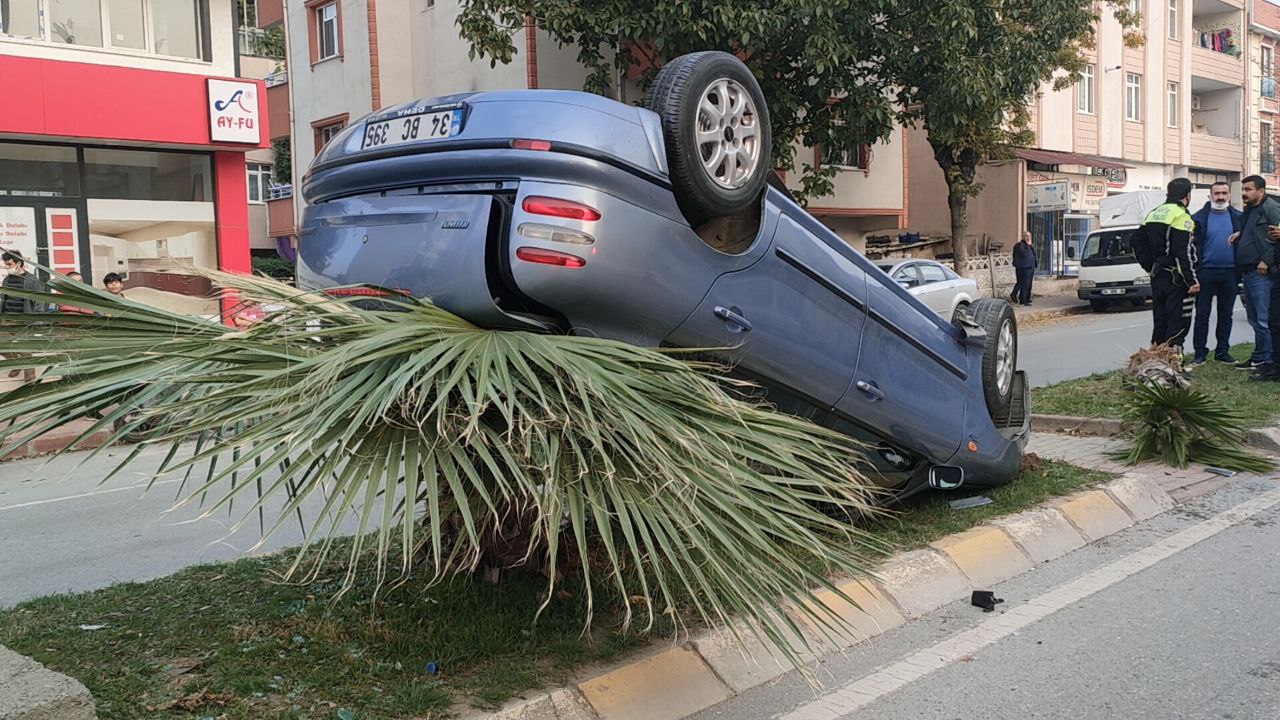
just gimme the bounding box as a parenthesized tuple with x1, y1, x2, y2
(695, 77, 761, 190)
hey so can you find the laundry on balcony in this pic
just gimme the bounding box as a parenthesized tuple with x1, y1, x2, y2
(1196, 27, 1239, 56)
(1264, 76, 1277, 99)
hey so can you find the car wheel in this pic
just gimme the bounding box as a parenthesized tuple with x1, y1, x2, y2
(965, 299, 1017, 418)
(1089, 299, 1109, 312)
(644, 51, 772, 228)
(950, 301, 971, 325)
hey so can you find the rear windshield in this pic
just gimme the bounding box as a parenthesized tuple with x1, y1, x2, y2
(1081, 229, 1136, 267)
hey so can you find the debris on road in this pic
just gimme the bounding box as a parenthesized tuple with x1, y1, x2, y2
(971, 590, 1004, 612)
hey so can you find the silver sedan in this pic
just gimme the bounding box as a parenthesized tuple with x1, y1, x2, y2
(874, 259, 978, 320)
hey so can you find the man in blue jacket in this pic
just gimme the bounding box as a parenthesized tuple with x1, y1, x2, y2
(1189, 181, 1242, 366)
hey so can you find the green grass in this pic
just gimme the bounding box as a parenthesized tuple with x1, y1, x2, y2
(1034, 342, 1280, 426)
(0, 460, 1110, 719)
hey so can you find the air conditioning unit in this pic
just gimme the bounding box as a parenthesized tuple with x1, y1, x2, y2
(1192, 95, 1202, 111)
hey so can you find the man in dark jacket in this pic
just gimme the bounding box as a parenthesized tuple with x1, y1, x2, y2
(1237, 176, 1280, 377)
(1189, 181, 1242, 365)
(0, 251, 47, 314)
(1139, 177, 1200, 348)
(1011, 231, 1037, 306)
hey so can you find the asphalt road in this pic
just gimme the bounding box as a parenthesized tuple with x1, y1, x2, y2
(1021, 302, 1255, 387)
(0, 444, 369, 608)
(692, 475, 1280, 720)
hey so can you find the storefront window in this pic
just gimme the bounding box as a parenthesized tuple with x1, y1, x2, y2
(84, 149, 212, 202)
(49, 0, 104, 47)
(0, 0, 41, 37)
(152, 0, 202, 59)
(0, 144, 81, 198)
(108, 0, 147, 50)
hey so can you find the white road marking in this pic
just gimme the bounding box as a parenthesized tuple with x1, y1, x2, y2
(0, 477, 185, 512)
(1088, 324, 1144, 335)
(778, 483, 1280, 720)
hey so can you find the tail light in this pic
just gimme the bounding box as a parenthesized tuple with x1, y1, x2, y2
(323, 287, 410, 298)
(512, 139, 553, 151)
(517, 222, 595, 245)
(522, 196, 601, 222)
(516, 247, 586, 268)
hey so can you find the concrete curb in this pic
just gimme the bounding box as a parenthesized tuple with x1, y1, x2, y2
(0, 645, 95, 720)
(480, 473, 1178, 720)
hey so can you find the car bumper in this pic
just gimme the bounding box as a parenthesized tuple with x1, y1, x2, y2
(1077, 285, 1152, 301)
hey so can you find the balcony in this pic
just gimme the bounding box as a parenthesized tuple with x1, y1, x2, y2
(1191, 45, 1244, 87)
(237, 26, 284, 59)
(1190, 132, 1244, 171)
(255, 0, 284, 29)
(267, 185, 295, 239)
(267, 78, 290, 141)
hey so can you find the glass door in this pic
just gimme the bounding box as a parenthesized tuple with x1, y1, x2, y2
(1062, 214, 1095, 277)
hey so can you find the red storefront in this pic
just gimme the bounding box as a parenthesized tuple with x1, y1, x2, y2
(0, 55, 267, 317)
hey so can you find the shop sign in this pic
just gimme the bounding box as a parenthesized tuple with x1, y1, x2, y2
(1027, 181, 1069, 212)
(0, 207, 38, 282)
(207, 79, 261, 144)
(1101, 167, 1128, 188)
(1071, 178, 1109, 211)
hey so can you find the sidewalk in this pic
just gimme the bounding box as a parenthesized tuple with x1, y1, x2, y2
(1027, 431, 1239, 502)
(0, 417, 110, 462)
(1011, 293, 1090, 324)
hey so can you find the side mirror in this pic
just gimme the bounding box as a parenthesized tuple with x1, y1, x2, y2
(897, 280, 912, 289)
(1066, 246, 1077, 260)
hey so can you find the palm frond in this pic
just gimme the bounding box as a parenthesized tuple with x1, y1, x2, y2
(1114, 379, 1274, 472)
(0, 270, 892, 670)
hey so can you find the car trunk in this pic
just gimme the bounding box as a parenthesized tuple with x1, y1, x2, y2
(296, 189, 555, 329)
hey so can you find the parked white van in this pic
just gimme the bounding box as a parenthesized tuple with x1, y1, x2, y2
(1071, 189, 1211, 312)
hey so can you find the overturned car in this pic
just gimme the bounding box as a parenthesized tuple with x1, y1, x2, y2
(296, 51, 1029, 498)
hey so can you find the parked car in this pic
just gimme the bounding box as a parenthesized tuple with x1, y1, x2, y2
(296, 51, 1029, 498)
(874, 259, 978, 321)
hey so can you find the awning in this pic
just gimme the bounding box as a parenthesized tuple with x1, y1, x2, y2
(1013, 148, 1131, 170)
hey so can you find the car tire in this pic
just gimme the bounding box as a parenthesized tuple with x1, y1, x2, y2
(1089, 299, 1109, 312)
(964, 299, 1017, 418)
(644, 51, 772, 228)
(950, 301, 971, 325)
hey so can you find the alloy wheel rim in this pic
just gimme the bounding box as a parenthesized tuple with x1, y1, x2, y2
(996, 320, 1015, 397)
(695, 77, 761, 190)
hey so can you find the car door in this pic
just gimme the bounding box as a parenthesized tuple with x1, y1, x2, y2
(835, 271, 969, 463)
(891, 264, 923, 294)
(664, 212, 870, 411)
(916, 262, 952, 314)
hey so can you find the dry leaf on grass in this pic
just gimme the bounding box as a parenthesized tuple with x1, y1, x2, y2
(148, 687, 234, 712)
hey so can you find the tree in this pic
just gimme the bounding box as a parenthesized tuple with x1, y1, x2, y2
(882, 0, 1136, 271)
(457, 0, 901, 201)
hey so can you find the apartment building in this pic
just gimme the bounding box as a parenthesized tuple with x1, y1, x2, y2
(0, 0, 269, 317)
(258, 0, 908, 251)
(911, 0, 1251, 275)
(1247, 0, 1280, 187)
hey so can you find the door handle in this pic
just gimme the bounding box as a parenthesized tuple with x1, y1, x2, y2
(713, 305, 752, 332)
(855, 379, 886, 401)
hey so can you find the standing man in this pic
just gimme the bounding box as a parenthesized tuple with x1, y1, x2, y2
(1237, 176, 1280, 376)
(0, 251, 47, 314)
(1189, 181, 1242, 366)
(1011, 231, 1037, 306)
(1139, 178, 1199, 349)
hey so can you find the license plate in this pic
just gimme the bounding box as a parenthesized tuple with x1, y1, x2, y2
(1101, 288, 1125, 295)
(361, 109, 462, 150)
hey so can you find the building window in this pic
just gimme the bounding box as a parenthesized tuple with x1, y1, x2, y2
(3, 1, 208, 59)
(1168, 0, 1177, 40)
(0, 0, 41, 37)
(1262, 121, 1275, 174)
(1126, 73, 1142, 122)
(1129, 0, 1141, 17)
(83, 148, 212, 202)
(1077, 64, 1095, 114)
(1167, 82, 1178, 128)
(819, 142, 870, 171)
(313, 115, 349, 153)
(1264, 45, 1276, 100)
(314, 1, 339, 61)
(246, 163, 272, 204)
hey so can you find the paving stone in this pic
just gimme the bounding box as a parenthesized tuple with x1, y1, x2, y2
(1104, 473, 1176, 521)
(0, 645, 95, 720)
(1049, 489, 1134, 542)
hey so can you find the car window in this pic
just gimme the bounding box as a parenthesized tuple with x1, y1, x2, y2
(941, 266, 960, 280)
(919, 263, 948, 284)
(892, 265, 922, 287)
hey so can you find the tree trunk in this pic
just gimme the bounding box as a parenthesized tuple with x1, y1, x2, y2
(946, 184, 969, 274)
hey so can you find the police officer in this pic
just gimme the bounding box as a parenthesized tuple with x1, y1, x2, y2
(1139, 177, 1201, 348)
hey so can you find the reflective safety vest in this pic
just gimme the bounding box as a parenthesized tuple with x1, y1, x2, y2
(1142, 202, 1197, 281)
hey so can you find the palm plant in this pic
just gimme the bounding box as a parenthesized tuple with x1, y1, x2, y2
(0, 271, 890, 668)
(1116, 379, 1273, 473)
